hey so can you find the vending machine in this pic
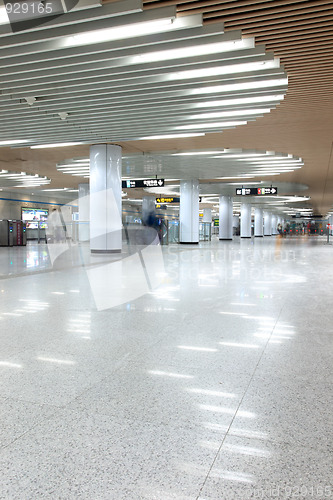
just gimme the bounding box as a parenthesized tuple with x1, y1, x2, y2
(0, 220, 26, 246)
(12, 221, 27, 246)
(0, 220, 14, 246)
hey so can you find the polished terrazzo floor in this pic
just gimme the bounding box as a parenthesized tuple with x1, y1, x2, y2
(0, 236, 332, 499)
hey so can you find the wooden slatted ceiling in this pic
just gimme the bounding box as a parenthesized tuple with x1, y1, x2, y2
(133, 0, 333, 214)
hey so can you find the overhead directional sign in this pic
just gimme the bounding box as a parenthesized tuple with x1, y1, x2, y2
(156, 197, 180, 204)
(236, 187, 278, 196)
(122, 179, 164, 189)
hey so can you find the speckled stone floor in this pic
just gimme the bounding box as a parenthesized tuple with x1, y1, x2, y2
(0, 236, 332, 499)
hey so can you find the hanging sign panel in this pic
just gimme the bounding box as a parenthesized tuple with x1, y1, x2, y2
(156, 197, 180, 204)
(236, 187, 278, 196)
(122, 179, 164, 188)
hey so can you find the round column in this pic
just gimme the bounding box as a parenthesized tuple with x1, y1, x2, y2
(179, 179, 199, 244)
(219, 195, 233, 240)
(240, 203, 251, 238)
(264, 211, 272, 236)
(271, 214, 278, 235)
(254, 207, 263, 237)
(90, 144, 122, 253)
(78, 183, 90, 242)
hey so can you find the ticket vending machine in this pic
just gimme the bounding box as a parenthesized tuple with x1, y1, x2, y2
(12, 221, 27, 246)
(0, 220, 26, 246)
(0, 220, 14, 246)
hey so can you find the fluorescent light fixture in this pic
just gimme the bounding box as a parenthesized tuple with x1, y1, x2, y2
(188, 108, 271, 120)
(0, 139, 30, 146)
(191, 78, 288, 95)
(195, 94, 285, 108)
(58, 163, 90, 168)
(175, 121, 247, 130)
(137, 133, 205, 140)
(31, 142, 84, 149)
(42, 188, 69, 192)
(132, 38, 253, 64)
(171, 60, 280, 81)
(213, 153, 269, 158)
(251, 172, 281, 176)
(229, 182, 262, 185)
(171, 151, 226, 156)
(237, 156, 301, 162)
(217, 176, 255, 180)
(65, 18, 174, 48)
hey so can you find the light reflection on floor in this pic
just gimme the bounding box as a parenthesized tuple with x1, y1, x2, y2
(0, 236, 331, 499)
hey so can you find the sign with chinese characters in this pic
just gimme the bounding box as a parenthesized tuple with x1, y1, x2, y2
(122, 179, 164, 188)
(156, 197, 180, 204)
(235, 187, 278, 196)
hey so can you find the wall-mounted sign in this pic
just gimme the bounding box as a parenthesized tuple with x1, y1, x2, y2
(156, 197, 180, 204)
(122, 179, 164, 188)
(236, 187, 278, 196)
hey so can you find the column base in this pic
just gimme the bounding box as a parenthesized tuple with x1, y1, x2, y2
(91, 249, 122, 254)
(241, 236, 252, 238)
(255, 235, 264, 237)
(179, 241, 199, 244)
(264, 234, 272, 237)
(219, 238, 232, 241)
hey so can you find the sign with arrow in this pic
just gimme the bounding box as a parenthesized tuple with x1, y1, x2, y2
(156, 197, 180, 204)
(236, 187, 278, 196)
(122, 179, 164, 189)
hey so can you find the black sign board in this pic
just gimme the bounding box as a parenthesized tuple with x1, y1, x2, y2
(236, 187, 278, 196)
(156, 197, 180, 204)
(122, 179, 164, 189)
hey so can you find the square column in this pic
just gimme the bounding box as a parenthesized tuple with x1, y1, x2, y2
(90, 144, 122, 253)
(240, 202, 251, 238)
(78, 183, 90, 242)
(254, 207, 264, 237)
(202, 208, 212, 223)
(264, 211, 272, 236)
(180, 179, 199, 244)
(271, 214, 278, 235)
(142, 196, 156, 225)
(219, 195, 233, 240)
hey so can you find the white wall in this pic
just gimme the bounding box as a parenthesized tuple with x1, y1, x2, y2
(0, 191, 78, 220)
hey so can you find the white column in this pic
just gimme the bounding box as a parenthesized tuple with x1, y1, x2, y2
(219, 195, 233, 240)
(202, 208, 212, 223)
(78, 183, 90, 242)
(179, 179, 199, 244)
(90, 144, 122, 253)
(271, 214, 278, 235)
(142, 196, 156, 225)
(254, 207, 263, 237)
(240, 203, 251, 238)
(264, 211, 272, 236)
